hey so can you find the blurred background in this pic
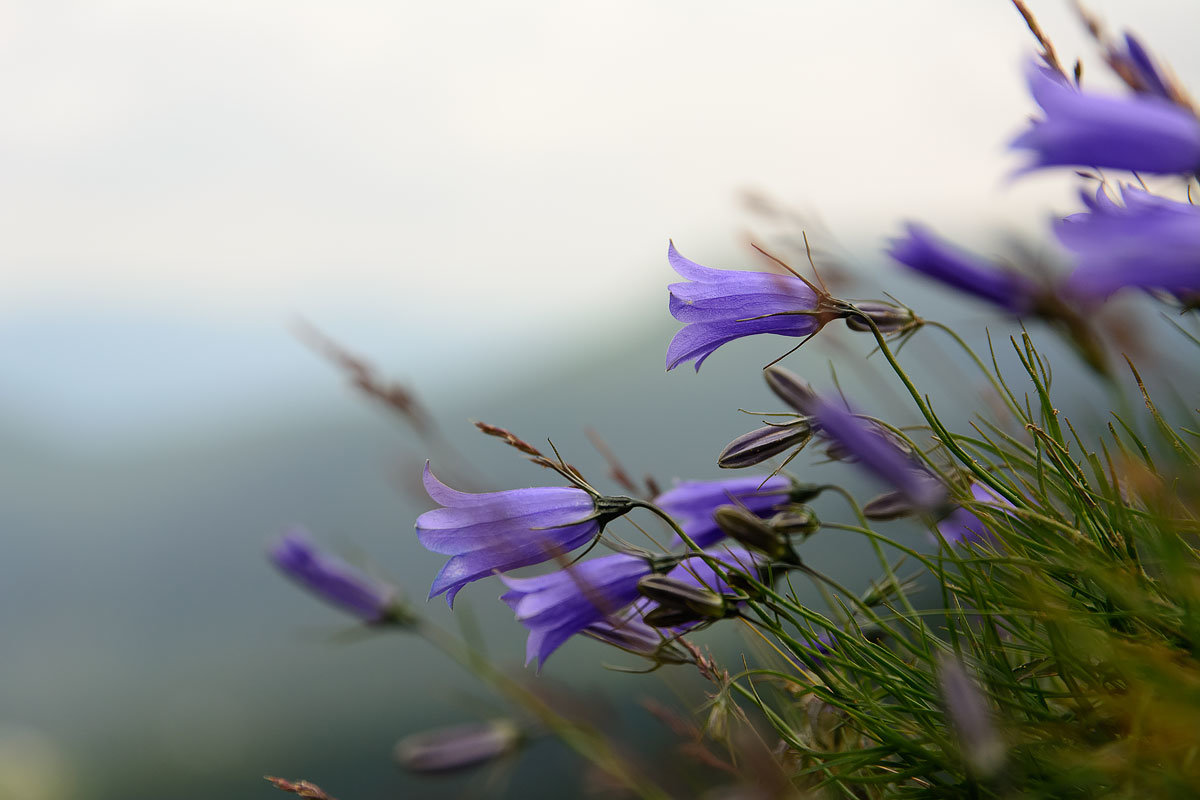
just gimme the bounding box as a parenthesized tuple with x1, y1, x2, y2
(3, 1, 1198, 797)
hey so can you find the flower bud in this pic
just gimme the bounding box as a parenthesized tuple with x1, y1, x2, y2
(642, 604, 707, 628)
(843, 301, 916, 333)
(788, 483, 824, 503)
(394, 720, 521, 773)
(713, 506, 789, 560)
(638, 575, 729, 620)
(718, 422, 812, 469)
(768, 508, 820, 537)
(763, 366, 816, 413)
(863, 490, 919, 521)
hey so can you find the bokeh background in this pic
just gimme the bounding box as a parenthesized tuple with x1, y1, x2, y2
(3, 1, 1198, 798)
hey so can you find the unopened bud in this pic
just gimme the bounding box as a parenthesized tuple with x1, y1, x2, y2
(642, 604, 706, 628)
(638, 575, 729, 620)
(863, 490, 919, 521)
(718, 421, 812, 469)
(763, 366, 816, 413)
(394, 719, 521, 773)
(843, 301, 916, 333)
(769, 508, 820, 537)
(788, 483, 824, 503)
(713, 506, 789, 560)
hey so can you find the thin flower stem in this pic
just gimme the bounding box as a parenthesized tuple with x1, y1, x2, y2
(819, 485, 927, 634)
(925, 319, 1027, 422)
(861, 317, 1028, 510)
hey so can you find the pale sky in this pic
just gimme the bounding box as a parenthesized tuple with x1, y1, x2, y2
(1, 0, 1196, 445)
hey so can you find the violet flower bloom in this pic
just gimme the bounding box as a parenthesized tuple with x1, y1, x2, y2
(1115, 33, 1173, 101)
(655, 475, 791, 548)
(937, 654, 1005, 777)
(803, 395, 946, 512)
(394, 719, 521, 773)
(503, 547, 763, 667)
(887, 224, 1039, 313)
(416, 464, 626, 606)
(501, 553, 650, 668)
(1012, 62, 1200, 175)
(936, 483, 1016, 547)
(666, 242, 825, 371)
(1056, 186, 1200, 301)
(270, 528, 396, 623)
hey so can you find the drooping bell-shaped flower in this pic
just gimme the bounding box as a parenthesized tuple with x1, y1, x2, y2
(654, 475, 792, 548)
(270, 528, 399, 623)
(801, 394, 946, 513)
(416, 463, 632, 606)
(501, 553, 651, 668)
(1055, 186, 1200, 302)
(666, 242, 834, 371)
(1110, 33, 1174, 101)
(503, 546, 763, 667)
(935, 483, 1016, 547)
(887, 223, 1040, 314)
(1012, 61, 1200, 176)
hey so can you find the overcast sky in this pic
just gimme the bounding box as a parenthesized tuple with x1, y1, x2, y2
(2, 0, 1197, 446)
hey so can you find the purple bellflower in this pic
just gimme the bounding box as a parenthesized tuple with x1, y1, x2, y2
(1056, 186, 1200, 302)
(887, 224, 1040, 314)
(803, 395, 946, 513)
(501, 553, 650, 668)
(655, 475, 792, 548)
(666, 242, 834, 371)
(1012, 62, 1200, 176)
(416, 464, 628, 607)
(270, 528, 397, 623)
(937, 654, 1005, 777)
(502, 547, 763, 667)
(936, 483, 1017, 547)
(1112, 33, 1174, 101)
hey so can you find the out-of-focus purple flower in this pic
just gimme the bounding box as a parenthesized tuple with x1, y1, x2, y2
(501, 553, 650, 668)
(503, 546, 764, 666)
(937, 654, 1005, 777)
(1056, 186, 1200, 301)
(936, 483, 1017, 546)
(666, 242, 827, 371)
(416, 464, 627, 606)
(394, 719, 521, 773)
(802, 395, 946, 512)
(655, 475, 792, 548)
(1114, 33, 1173, 101)
(1012, 62, 1200, 175)
(270, 528, 397, 623)
(887, 224, 1040, 314)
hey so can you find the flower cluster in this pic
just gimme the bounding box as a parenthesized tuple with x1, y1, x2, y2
(269, 13, 1200, 797)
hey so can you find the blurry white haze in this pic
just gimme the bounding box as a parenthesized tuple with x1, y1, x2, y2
(1, 0, 1194, 448)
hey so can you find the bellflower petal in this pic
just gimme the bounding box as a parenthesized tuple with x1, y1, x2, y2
(415, 464, 604, 606)
(666, 242, 821, 371)
(501, 553, 650, 668)
(802, 395, 946, 512)
(1056, 186, 1200, 301)
(270, 528, 396, 623)
(502, 546, 763, 667)
(887, 223, 1039, 313)
(1118, 33, 1173, 100)
(1012, 61, 1200, 175)
(655, 475, 791, 548)
(936, 484, 1016, 546)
